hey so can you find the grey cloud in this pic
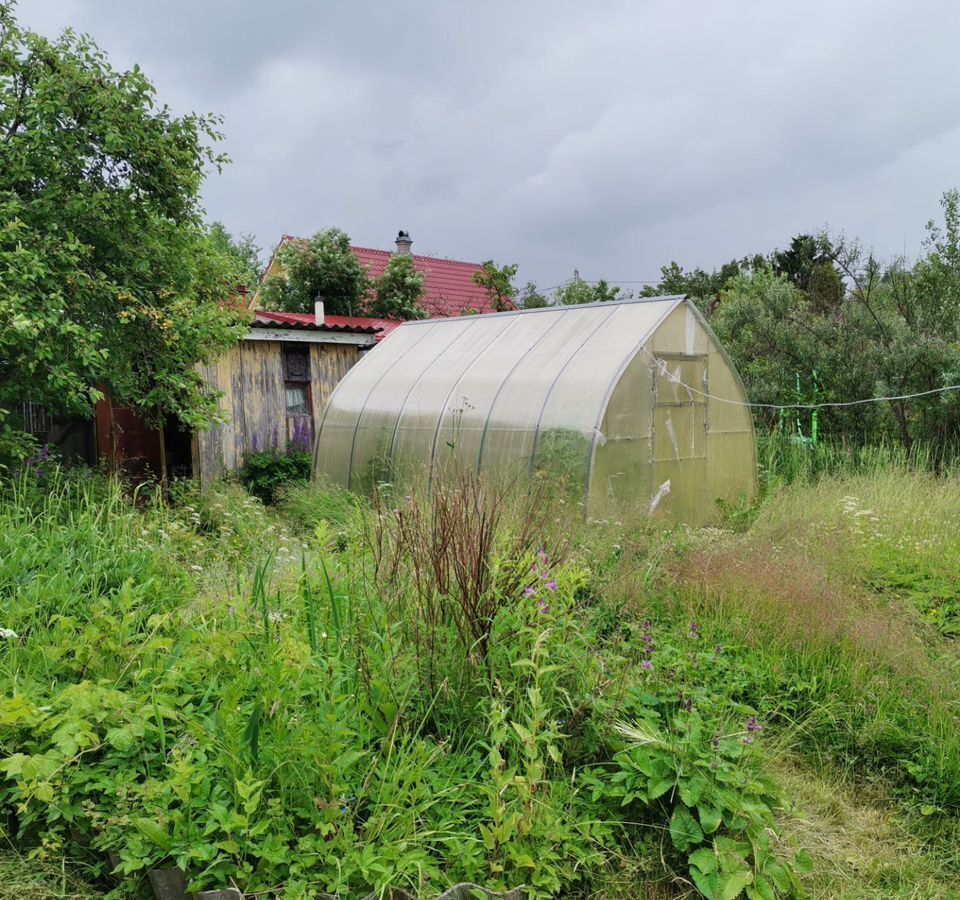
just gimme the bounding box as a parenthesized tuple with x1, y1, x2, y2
(19, 0, 960, 287)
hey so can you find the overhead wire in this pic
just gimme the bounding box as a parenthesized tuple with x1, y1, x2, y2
(644, 348, 960, 411)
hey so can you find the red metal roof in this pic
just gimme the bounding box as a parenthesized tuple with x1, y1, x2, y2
(272, 236, 507, 318)
(252, 309, 401, 341)
(351, 246, 504, 317)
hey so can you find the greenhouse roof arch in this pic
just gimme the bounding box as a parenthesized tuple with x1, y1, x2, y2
(313, 296, 756, 523)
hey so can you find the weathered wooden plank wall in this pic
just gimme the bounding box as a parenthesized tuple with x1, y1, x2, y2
(194, 359, 224, 486)
(309, 344, 362, 428)
(194, 340, 364, 487)
(239, 341, 285, 453)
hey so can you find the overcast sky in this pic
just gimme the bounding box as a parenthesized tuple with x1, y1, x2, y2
(21, 0, 960, 289)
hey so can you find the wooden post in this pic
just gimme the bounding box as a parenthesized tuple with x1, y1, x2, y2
(107, 392, 119, 473)
(157, 422, 168, 493)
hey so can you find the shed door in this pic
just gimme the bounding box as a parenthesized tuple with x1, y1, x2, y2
(650, 354, 707, 519)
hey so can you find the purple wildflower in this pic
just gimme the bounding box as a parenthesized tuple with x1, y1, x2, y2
(640, 619, 655, 657)
(641, 660, 653, 670)
(544, 579, 557, 592)
(524, 586, 536, 596)
(746, 716, 762, 733)
(689, 620, 699, 639)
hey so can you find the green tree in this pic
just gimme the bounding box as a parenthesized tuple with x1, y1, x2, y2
(806, 260, 844, 314)
(259, 228, 370, 316)
(713, 195, 960, 459)
(368, 253, 427, 319)
(772, 233, 834, 291)
(208, 222, 262, 289)
(639, 257, 764, 310)
(555, 277, 626, 305)
(0, 2, 246, 464)
(472, 260, 518, 312)
(518, 281, 550, 309)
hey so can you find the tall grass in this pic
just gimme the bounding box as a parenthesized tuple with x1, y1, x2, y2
(756, 432, 957, 492)
(3, 461, 960, 897)
(627, 467, 960, 810)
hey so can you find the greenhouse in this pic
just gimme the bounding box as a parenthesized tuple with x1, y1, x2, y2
(313, 296, 756, 524)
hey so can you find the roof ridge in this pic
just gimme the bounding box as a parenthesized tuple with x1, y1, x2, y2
(335, 244, 486, 268)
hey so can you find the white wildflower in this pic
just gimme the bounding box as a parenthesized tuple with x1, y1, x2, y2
(0, 628, 19, 640)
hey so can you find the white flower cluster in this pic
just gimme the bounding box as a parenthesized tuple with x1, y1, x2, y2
(839, 495, 882, 539)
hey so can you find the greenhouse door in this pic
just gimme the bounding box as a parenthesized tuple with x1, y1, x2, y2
(650, 354, 707, 519)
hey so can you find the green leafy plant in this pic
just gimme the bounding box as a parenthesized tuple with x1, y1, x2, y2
(0, 3, 247, 460)
(240, 443, 312, 503)
(259, 228, 370, 315)
(472, 261, 518, 312)
(368, 253, 428, 320)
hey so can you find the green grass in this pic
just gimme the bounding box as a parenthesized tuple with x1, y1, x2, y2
(0, 849, 102, 899)
(1, 463, 959, 898)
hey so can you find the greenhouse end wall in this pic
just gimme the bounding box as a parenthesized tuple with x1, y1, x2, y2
(589, 301, 756, 523)
(313, 297, 756, 524)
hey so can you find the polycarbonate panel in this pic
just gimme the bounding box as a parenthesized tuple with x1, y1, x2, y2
(315, 323, 437, 484)
(653, 355, 707, 406)
(391, 316, 514, 479)
(587, 301, 756, 524)
(589, 348, 654, 515)
(349, 318, 476, 488)
(432, 312, 566, 477)
(534, 301, 678, 484)
(479, 305, 625, 477)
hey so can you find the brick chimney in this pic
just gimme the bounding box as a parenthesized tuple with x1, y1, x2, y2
(395, 230, 413, 255)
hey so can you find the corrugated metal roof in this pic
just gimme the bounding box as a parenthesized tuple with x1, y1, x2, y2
(351, 246, 506, 317)
(252, 309, 401, 341)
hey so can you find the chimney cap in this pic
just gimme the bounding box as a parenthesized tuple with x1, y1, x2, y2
(395, 230, 413, 255)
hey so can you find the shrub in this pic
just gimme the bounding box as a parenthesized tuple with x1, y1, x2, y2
(240, 444, 311, 503)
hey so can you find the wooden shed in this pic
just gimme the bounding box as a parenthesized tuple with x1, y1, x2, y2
(190, 310, 383, 485)
(29, 309, 385, 484)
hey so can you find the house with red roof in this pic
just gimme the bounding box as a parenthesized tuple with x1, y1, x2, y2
(258, 230, 507, 334)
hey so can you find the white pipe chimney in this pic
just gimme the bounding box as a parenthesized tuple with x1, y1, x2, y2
(314, 298, 325, 325)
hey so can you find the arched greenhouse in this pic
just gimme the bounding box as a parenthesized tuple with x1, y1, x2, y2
(313, 296, 756, 524)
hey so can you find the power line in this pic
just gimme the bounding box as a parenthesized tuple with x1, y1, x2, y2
(646, 350, 960, 410)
